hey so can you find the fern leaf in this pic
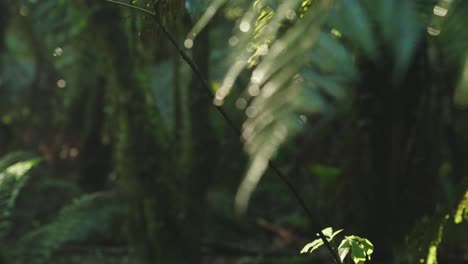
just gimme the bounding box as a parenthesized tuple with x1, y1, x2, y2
(0, 152, 41, 239)
(232, 0, 336, 214)
(15, 191, 125, 264)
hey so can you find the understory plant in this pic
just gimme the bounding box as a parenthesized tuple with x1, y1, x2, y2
(301, 227, 374, 264)
(0, 152, 125, 264)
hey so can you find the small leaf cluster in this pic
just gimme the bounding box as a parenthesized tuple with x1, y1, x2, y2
(301, 227, 374, 264)
(300, 227, 342, 254)
(337, 236, 374, 264)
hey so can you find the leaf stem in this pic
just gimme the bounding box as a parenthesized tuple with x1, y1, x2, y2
(103, 0, 155, 16)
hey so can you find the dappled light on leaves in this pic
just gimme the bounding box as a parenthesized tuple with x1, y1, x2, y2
(239, 21, 251, 33)
(228, 36, 239, 46)
(19, 5, 29, 16)
(213, 60, 247, 105)
(235, 97, 247, 109)
(427, 27, 441, 36)
(434, 5, 448, 17)
(56, 79, 66, 88)
(183, 39, 193, 49)
(53, 47, 63, 57)
(427, 0, 455, 37)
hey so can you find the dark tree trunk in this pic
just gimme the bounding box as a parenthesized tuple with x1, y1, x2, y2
(185, 27, 219, 264)
(339, 38, 442, 262)
(78, 77, 112, 192)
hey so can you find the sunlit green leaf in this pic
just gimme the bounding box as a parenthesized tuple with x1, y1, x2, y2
(301, 227, 343, 254)
(350, 239, 367, 263)
(337, 235, 374, 263)
(454, 190, 468, 224)
(321, 226, 333, 237)
(300, 238, 324, 254)
(338, 238, 351, 262)
(0, 153, 41, 239)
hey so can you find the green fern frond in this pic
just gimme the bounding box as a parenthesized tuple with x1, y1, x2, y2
(0, 152, 36, 171)
(231, 0, 336, 213)
(0, 152, 41, 239)
(192, 0, 465, 215)
(15, 191, 126, 264)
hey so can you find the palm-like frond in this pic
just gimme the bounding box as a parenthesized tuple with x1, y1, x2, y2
(234, 0, 343, 212)
(191, 0, 461, 213)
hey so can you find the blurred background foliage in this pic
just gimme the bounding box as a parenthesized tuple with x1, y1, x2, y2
(0, 0, 467, 263)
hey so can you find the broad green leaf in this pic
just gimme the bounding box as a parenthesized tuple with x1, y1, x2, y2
(300, 238, 323, 254)
(359, 238, 374, 257)
(350, 240, 367, 263)
(321, 226, 343, 239)
(321, 227, 333, 237)
(339, 235, 374, 263)
(301, 227, 343, 254)
(338, 239, 351, 262)
(329, 229, 343, 240)
(454, 190, 468, 224)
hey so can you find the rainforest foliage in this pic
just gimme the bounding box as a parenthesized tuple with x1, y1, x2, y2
(0, 0, 467, 263)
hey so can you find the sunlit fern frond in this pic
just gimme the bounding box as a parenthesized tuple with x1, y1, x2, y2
(0, 152, 41, 239)
(210, 0, 339, 213)
(190, 0, 441, 213)
(234, 0, 431, 213)
(212, 0, 304, 105)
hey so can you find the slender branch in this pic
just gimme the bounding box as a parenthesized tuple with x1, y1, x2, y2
(103, 1, 341, 263)
(103, 0, 155, 16)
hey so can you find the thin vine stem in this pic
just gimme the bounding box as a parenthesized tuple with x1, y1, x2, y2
(104, 0, 155, 16)
(102, 1, 342, 263)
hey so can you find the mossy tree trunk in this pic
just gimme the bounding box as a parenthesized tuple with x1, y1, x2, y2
(0, 0, 10, 155)
(85, 1, 216, 263)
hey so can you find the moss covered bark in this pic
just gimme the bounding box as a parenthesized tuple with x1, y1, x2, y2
(83, 1, 216, 263)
